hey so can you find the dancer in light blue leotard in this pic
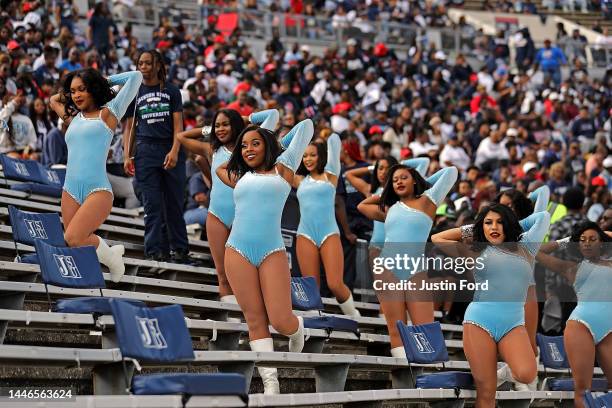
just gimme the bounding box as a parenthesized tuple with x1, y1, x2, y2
(536, 222, 612, 408)
(177, 109, 279, 304)
(433, 204, 550, 406)
(216, 119, 314, 395)
(291, 134, 359, 316)
(456, 185, 550, 367)
(49, 68, 142, 284)
(358, 164, 457, 357)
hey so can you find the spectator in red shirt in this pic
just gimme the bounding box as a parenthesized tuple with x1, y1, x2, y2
(226, 90, 254, 116)
(470, 84, 497, 116)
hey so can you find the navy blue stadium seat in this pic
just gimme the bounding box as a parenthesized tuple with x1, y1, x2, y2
(585, 391, 612, 408)
(548, 378, 609, 392)
(291, 276, 359, 336)
(110, 300, 247, 401)
(55, 297, 145, 315)
(8, 205, 65, 264)
(303, 315, 359, 336)
(1, 155, 65, 198)
(537, 334, 608, 391)
(397, 321, 474, 390)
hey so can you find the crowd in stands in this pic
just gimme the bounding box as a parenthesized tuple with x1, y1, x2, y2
(0, 0, 611, 334)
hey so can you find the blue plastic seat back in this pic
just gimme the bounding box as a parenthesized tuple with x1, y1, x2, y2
(55, 297, 146, 314)
(20, 253, 39, 264)
(537, 334, 570, 369)
(290, 277, 324, 311)
(597, 393, 612, 407)
(303, 316, 359, 336)
(35, 240, 105, 289)
(415, 371, 475, 389)
(110, 300, 195, 362)
(11, 183, 62, 198)
(397, 321, 449, 364)
(39, 167, 65, 186)
(8, 205, 65, 247)
(585, 391, 599, 408)
(1, 154, 44, 183)
(132, 372, 247, 399)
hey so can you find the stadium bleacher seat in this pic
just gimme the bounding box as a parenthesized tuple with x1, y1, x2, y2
(585, 390, 612, 408)
(109, 299, 248, 402)
(8, 204, 65, 264)
(537, 334, 609, 392)
(290, 276, 359, 347)
(397, 320, 475, 391)
(0, 154, 65, 198)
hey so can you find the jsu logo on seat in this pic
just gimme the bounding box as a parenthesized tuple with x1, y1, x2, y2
(412, 333, 435, 354)
(547, 342, 564, 362)
(12, 162, 30, 176)
(23, 219, 48, 239)
(291, 281, 309, 302)
(45, 170, 60, 184)
(53, 254, 81, 278)
(136, 317, 168, 349)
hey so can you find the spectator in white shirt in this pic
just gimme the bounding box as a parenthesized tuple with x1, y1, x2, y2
(440, 134, 471, 171)
(409, 132, 438, 157)
(475, 129, 509, 169)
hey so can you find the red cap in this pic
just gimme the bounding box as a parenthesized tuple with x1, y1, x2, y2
(264, 63, 276, 73)
(234, 81, 251, 95)
(369, 125, 383, 135)
(23, 2, 32, 12)
(591, 176, 606, 187)
(214, 34, 225, 44)
(157, 40, 172, 49)
(207, 15, 217, 25)
(469, 73, 478, 84)
(332, 102, 352, 114)
(7, 40, 20, 51)
(374, 43, 387, 57)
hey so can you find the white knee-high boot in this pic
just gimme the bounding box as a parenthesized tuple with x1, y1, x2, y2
(288, 316, 304, 353)
(391, 346, 406, 359)
(250, 338, 280, 395)
(338, 294, 361, 317)
(95, 235, 125, 283)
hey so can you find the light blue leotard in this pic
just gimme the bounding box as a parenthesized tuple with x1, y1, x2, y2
(209, 146, 234, 228)
(226, 119, 314, 267)
(208, 109, 279, 228)
(380, 166, 458, 280)
(296, 134, 341, 247)
(463, 211, 551, 342)
(569, 260, 612, 344)
(63, 71, 142, 205)
(369, 158, 430, 250)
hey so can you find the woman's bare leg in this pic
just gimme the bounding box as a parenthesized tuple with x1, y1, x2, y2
(63, 191, 113, 248)
(296, 236, 321, 287)
(224, 248, 270, 341)
(524, 285, 538, 355)
(499, 326, 537, 385)
(405, 272, 435, 325)
(463, 323, 498, 408)
(595, 333, 612, 390)
(565, 321, 597, 408)
(206, 214, 233, 297)
(259, 251, 299, 336)
(320, 235, 350, 303)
